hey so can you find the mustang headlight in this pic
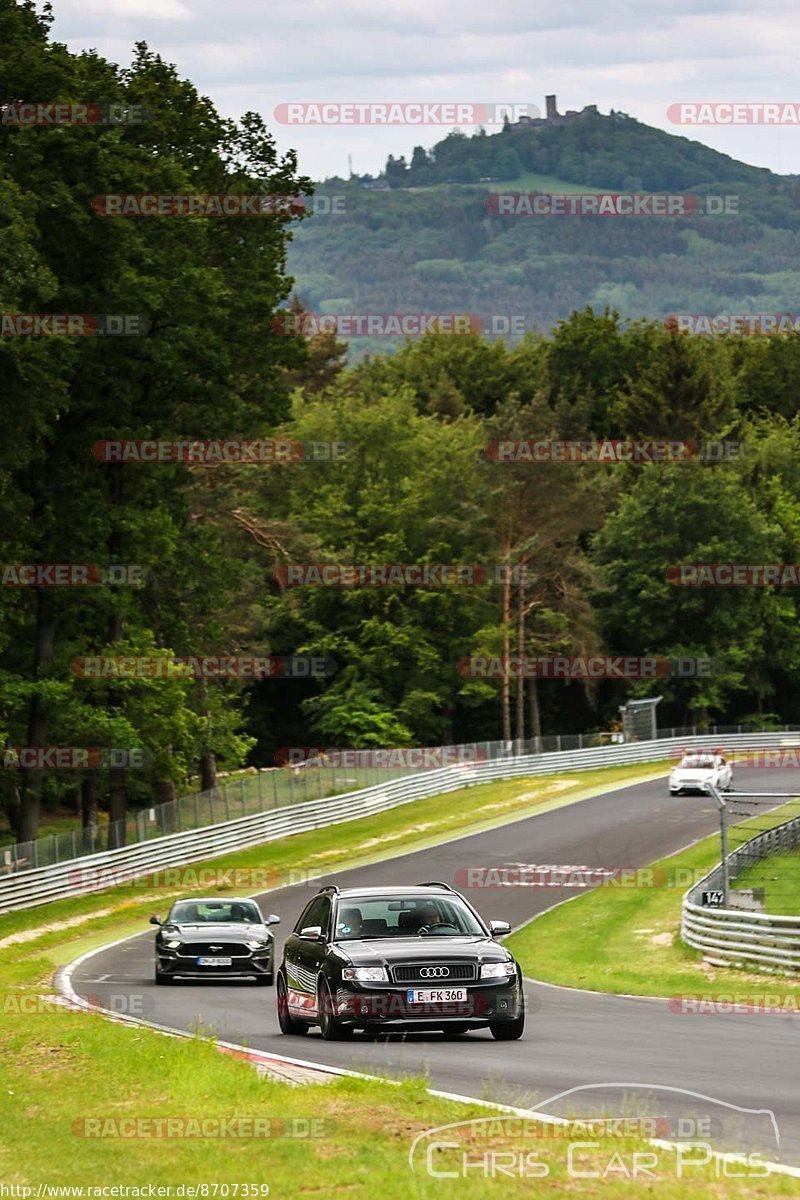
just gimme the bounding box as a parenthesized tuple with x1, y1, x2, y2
(480, 961, 516, 980)
(341, 966, 388, 983)
(164, 939, 182, 950)
(246, 940, 269, 950)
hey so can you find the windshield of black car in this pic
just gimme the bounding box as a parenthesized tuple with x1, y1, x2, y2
(334, 896, 485, 939)
(168, 901, 262, 924)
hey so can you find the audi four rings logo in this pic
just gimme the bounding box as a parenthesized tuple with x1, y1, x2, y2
(419, 966, 451, 978)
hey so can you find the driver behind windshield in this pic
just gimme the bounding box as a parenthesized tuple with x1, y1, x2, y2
(420, 902, 442, 927)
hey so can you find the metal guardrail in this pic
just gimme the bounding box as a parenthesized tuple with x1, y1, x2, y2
(682, 802, 800, 973)
(1, 728, 797, 914)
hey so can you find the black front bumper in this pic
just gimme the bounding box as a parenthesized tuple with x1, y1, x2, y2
(330, 979, 523, 1028)
(157, 950, 273, 979)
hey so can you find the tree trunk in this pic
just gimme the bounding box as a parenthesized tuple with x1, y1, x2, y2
(81, 775, 98, 828)
(105, 460, 126, 846)
(515, 563, 525, 743)
(200, 749, 217, 792)
(155, 778, 177, 805)
(197, 681, 217, 791)
(528, 677, 542, 745)
(16, 589, 56, 843)
(107, 767, 127, 849)
(501, 561, 511, 743)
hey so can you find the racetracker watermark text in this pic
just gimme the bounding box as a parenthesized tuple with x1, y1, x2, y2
(458, 655, 714, 678)
(486, 439, 740, 462)
(91, 440, 348, 463)
(486, 193, 737, 216)
(273, 102, 539, 125)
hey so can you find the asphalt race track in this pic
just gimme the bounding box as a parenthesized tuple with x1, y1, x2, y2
(70, 767, 800, 1168)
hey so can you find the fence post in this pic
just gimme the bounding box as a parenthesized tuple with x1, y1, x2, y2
(241, 777, 247, 816)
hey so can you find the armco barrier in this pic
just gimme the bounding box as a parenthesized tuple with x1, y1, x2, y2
(1, 730, 798, 914)
(682, 809, 800, 973)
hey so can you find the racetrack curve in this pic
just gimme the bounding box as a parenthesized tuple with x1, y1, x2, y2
(69, 766, 800, 1168)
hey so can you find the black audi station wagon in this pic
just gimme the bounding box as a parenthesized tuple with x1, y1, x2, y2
(276, 882, 524, 1039)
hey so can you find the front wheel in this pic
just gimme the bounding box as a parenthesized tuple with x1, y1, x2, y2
(276, 973, 308, 1035)
(489, 997, 525, 1041)
(254, 973, 273, 986)
(155, 966, 172, 985)
(318, 978, 353, 1040)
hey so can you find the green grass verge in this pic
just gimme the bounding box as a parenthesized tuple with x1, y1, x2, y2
(507, 816, 800, 1001)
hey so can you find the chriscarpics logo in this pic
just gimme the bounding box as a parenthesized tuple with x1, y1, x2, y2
(408, 1084, 779, 1181)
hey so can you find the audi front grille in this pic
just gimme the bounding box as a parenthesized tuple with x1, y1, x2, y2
(390, 962, 477, 983)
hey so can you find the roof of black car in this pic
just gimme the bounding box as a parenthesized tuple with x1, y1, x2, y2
(333, 886, 457, 898)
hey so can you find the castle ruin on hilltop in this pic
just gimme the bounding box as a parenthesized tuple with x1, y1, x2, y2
(511, 95, 599, 130)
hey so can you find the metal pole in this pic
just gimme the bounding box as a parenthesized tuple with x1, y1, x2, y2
(709, 783, 729, 906)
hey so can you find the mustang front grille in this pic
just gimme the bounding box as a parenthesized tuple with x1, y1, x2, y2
(177, 942, 250, 958)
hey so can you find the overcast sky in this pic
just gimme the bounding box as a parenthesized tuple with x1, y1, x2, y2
(47, 0, 800, 180)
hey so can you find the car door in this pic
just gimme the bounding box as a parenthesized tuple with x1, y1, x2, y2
(285, 895, 331, 1017)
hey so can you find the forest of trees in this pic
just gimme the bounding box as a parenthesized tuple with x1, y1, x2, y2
(289, 117, 800, 353)
(5, 0, 800, 846)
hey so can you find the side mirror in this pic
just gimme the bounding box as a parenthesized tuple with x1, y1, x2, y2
(266, 914, 281, 926)
(489, 920, 511, 937)
(149, 915, 162, 926)
(299, 925, 323, 941)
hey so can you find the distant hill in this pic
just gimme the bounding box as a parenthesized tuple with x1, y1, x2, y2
(382, 105, 777, 190)
(286, 104, 800, 356)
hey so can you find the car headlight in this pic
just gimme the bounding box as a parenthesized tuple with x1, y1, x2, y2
(341, 966, 388, 983)
(480, 961, 516, 979)
(164, 939, 181, 949)
(246, 940, 269, 950)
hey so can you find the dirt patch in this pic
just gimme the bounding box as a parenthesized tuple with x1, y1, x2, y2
(0, 910, 115, 950)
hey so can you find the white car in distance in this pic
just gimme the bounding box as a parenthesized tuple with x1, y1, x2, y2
(669, 751, 732, 796)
